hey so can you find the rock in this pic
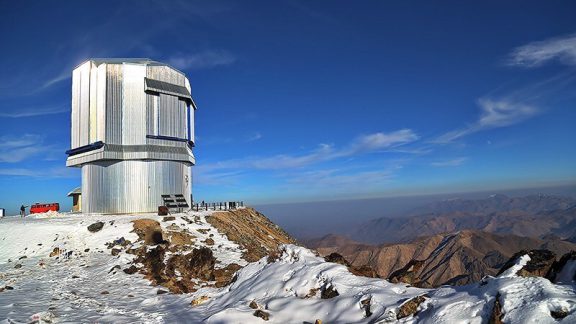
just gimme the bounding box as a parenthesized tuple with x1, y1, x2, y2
(197, 228, 210, 234)
(489, 293, 504, 324)
(169, 231, 195, 246)
(132, 219, 166, 245)
(550, 308, 569, 319)
(111, 248, 121, 256)
(253, 309, 270, 321)
(127, 294, 134, 297)
(389, 260, 428, 287)
(18, 255, 27, 260)
(188, 247, 216, 281)
(162, 216, 176, 222)
(249, 300, 259, 309)
(123, 265, 138, 274)
(191, 295, 210, 306)
(109, 265, 121, 273)
(213, 263, 242, 288)
(101, 291, 109, 295)
(72, 275, 79, 279)
(315, 320, 322, 324)
(396, 294, 428, 320)
(49, 248, 61, 257)
(204, 238, 215, 246)
(157, 289, 168, 295)
(324, 252, 350, 266)
(84, 248, 90, 252)
(14, 264, 22, 269)
(158, 206, 169, 216)
(350, 265, 380, 279)
(87, 222, 104, 233)
(320, 284, 339, 299)
(547, 251, 576, 283)
(497, 250, 556, 278)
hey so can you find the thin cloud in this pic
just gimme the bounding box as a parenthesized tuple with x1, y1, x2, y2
(0, 134, 60, 163)
(0, 167, 77, 178)
(431, 157, 467, 167)
(246, 132, 263, 142)
(434, 97, 539, 144)
(0, 105, 68, 118)
(200, 129, 418, 172)
(168, 50, 236, 70)
(508, 33, 576, 67)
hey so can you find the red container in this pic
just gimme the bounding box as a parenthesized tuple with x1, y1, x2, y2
(30, 203, 60, 214)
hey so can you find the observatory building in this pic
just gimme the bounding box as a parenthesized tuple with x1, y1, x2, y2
(66, 59, 196, 213)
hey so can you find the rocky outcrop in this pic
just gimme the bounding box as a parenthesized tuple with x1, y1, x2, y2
(497, 250, 556, 278)
(547, 251, 576, 283)
(488, 293, 504, 324)
(206, 208, 296, 262)
(396, 294, 428, 320)
(388, 260, 429, 287)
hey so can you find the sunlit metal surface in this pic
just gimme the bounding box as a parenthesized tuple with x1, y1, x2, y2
(67, 59, 196, 213)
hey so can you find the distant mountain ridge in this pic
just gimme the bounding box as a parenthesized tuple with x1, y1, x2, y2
(307, 230, 576, 287)
(352, 194, 576, 244)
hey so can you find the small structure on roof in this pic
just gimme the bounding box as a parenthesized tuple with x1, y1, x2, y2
(67, 187, 81, 212)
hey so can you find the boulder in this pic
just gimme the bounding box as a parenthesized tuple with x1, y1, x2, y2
(489, 293, 504, 324)
(253, 309, 270, 321)
(396, 294, 428, 320)
(87, 222, 104, 233)
(497, 250, 556, 278)
(320, 283, 339, 299)
(389, 260, 428, 287)
(324, 252, 350, 267)
(547, 251, 576, 283)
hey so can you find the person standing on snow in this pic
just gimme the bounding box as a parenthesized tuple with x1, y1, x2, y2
(20, 205, 27, 217)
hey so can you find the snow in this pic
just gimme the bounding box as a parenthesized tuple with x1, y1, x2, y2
(1, 212, 576, 323)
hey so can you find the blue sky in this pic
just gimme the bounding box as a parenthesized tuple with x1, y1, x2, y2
(1, 1, 575, 214)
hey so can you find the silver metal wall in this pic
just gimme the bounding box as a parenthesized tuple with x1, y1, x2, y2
(81, 160, 191, 214)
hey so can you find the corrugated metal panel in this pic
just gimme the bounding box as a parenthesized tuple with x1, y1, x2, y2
(78, 62, 91, 147)
(82, 160, 191, 213)
(96, 63, 107, 142)
(145, 77, 191, 100)
(106, 64, 123, 144)
(71, 67, 81, 148)
(122, 63, 146, 145)
(157, 94, 187, 138)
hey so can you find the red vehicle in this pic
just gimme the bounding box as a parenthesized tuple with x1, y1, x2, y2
(30, 203, 60, 214)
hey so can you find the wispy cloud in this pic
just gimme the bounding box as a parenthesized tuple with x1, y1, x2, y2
(431, 157, 467, 167)
(0, 134, 60, 163)
(508, 33, 576, 68)
(246, 132, 263, 142)
(0, 105, 68, 118)
(433, 91, 543, 144)
(0, 167, 77, 178)
(168, 50, 236, 70)
(201, 129, 419, 171)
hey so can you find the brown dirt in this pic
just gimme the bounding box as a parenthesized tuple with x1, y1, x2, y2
(131, 219, 165, 245)
(207, 208, 296, 262)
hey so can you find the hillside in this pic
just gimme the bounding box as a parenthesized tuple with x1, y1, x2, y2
(352, 194, 576, 244)
(308, 230, 576, 287)
(0, 209, 575, 323)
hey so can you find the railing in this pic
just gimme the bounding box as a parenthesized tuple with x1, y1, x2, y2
(191, 201, 244, 211)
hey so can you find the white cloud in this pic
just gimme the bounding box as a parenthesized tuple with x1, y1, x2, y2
(0, 167, 77, 178)
(201, 129, 419, 171)
(434, 98, 539, 144)
(431, 157, 467, 167)
(168, 50, 236, 70)
(246, 132, 262, 142)
(0, 105, 68, 118)
(0, 134, 60, 163)
(508, 33, 576, 67)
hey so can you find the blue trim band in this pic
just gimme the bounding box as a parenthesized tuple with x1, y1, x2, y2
(66, 141, 105, 156)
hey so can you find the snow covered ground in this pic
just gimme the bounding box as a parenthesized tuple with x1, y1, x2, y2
(0, 211, 575, 323)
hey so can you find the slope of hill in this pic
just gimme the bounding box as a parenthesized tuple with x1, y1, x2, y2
(352, 194, 576, 244)
(1, 209, 575, 323)
(308, 230, 576, 287)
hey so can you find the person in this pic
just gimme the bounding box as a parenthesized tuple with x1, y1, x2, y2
(20, 205, 27, 218)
